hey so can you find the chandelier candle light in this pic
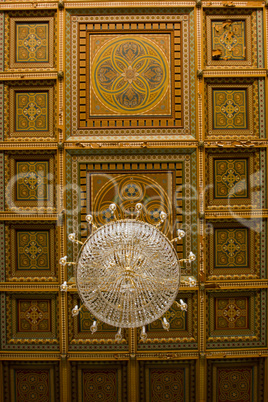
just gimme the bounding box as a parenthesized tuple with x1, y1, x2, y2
(60, 203, 196, 343)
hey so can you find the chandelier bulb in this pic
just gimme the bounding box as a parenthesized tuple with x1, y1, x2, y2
(189, 251, 196, 262)
(177, 229, 185, 240)
(72, 305, 80, 317)
(59, 256, 67, 266)
(85, 214, 93, 224)
(162, 317, 170, 331)
(60, 281, 68, 292)
(115, 327, 123, 343)
(90, 320, 98, 334)
(68, 233, 76, 242)
(188, 277, 197, 287)
(140, 326, 147, 342)
(68, 232, 83, 245)
(179, 299, 188, 311)
(109, 203, 117, 213)
(135, 203, 142, 211)
(160, 211, 167, 222)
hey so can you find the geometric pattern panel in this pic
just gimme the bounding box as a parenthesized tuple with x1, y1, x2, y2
(15, 91, 49, 132)
(214, 159, 248, 199)
(67, 294, 128, 352)
(206, 220, 263, 280)
(206, 150, 260, 209)
(16, 23, 49, 63)
(83, 369, 117, 401)
(137, 292, 198, 351)
(10, 17, 54, 68)
(206, 290, 267, 349)
(89, 34, 171, 118)
(10, 86, 54, 137)
(212, 89, 247, 129)
(139, 360, 195, 402)
(5, 153, 55, 212)
(206, 15, 252, 66)
(15, 368, 51, 401)
(16, 160, 49, 201)
(17, 299, 51, 332)
(71, 361, 128, 402)
(3, 361, 60, 402)
(1, 293, 59, 350)
(215, 227, 248, 268)
(207, 358, 265, 402)
(207, 83, 253, 136)
(148, 368, 185, 401)
(215, 296, 249, 330)
(217, 367, 252, 401)
(6, 223, 57, 281)
(17, 230, 50, 270)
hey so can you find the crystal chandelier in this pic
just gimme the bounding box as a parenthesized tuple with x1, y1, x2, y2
(60, 203, 196, 342)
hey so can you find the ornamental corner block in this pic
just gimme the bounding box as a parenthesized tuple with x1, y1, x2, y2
(197, 70, 203, 79)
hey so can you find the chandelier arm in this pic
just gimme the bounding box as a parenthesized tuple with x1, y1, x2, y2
(155, 221, 163, 229)
(91, 223, 98, 232)
(74, 239, 84, 245)
(135, 212, 141, 221)
(111, 208, 120, 222)
(170, 237, 184, 243)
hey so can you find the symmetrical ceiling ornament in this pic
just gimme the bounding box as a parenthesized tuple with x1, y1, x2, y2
(91, 36, 170, 115)
(60, 203, 196, 342)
